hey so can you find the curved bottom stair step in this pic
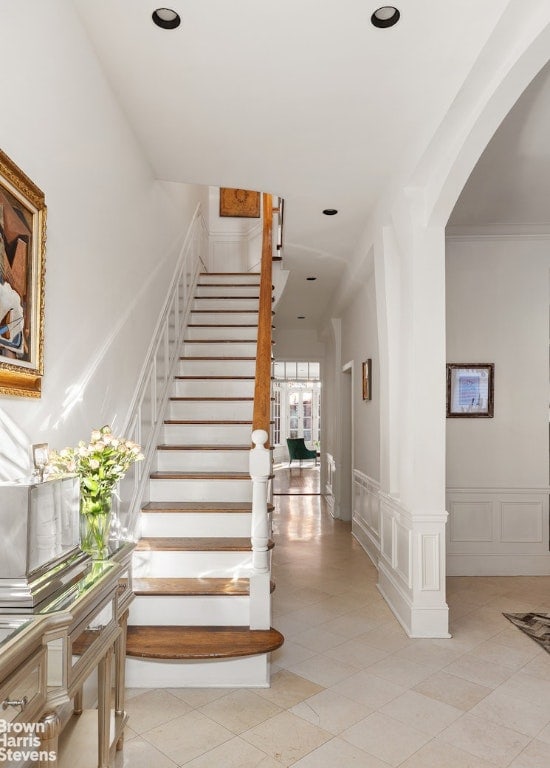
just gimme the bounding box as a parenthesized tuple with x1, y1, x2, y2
(126, 625, 284, 660)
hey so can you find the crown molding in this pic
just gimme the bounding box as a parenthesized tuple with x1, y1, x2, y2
(446, 223, 550, 240)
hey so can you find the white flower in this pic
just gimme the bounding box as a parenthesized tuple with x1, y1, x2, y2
(91, 430, 101, 442)
(89, 459, 100, 469)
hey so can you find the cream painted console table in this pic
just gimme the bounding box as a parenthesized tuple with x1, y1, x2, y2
(0, 542, 134, 768)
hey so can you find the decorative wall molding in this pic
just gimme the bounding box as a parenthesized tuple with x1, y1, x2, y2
(325, 452, 336, 517)
(352, 470, 380, 565)
(446, 485, 550, 575)
(446, 225, 550, 240)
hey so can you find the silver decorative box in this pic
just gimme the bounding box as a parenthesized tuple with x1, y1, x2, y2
(0, 475, 89, 611)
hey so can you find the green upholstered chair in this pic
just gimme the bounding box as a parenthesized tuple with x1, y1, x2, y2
(286, 437, 317, 466)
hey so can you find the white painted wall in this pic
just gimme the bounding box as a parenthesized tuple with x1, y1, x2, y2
(0, 0, 203, 474)
(341, 274, 380, 482)
(446, 235, 550, 574)
(272, 329, 324, 361)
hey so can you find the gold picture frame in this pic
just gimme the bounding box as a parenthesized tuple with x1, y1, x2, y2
(0, 149, 46, 397)
(362, 359, 372, 401)
(219, 188, 261, 218)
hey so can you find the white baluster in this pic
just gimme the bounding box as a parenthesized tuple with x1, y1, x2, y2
(249, 429, 271, 629)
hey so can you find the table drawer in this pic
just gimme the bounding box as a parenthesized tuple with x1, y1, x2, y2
(0, 647, 46, 724)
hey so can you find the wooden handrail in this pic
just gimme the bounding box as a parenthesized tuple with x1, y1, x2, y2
(252, 193, 273, 444)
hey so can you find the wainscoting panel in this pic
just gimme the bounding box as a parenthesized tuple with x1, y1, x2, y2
(447, 487, 550, 575)
(352, 470, 380, 564)
(325, 453, 336, 518)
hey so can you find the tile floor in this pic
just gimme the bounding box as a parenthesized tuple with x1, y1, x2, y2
(118, 472, 550, 767)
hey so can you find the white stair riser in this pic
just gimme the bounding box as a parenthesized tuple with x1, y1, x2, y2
(172, 379, 255, 397)
(140, 512, 252, 537)
(186, 326, 258, 340)
(125, 655, 270, 688)
(133, 550, 253, 577)
(167, 400, 253, 420)
(199, 274, 260, 286)
(190, 312, 259, 325)
(163, 423, 253, 443)
(183, 341, 257, 357)
(129, 595, 250, 626)
(178, 359, 256, 376)
(193, 298, 259, 311)
(156, 450, 250, 472)
(150, 478, 252, 502)
(196, 285, 260, 298)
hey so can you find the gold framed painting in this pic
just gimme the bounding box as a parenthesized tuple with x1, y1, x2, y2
(0, 149, 46, 397)
(219, 188, 261, 218)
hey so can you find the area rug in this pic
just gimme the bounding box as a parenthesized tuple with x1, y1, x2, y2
(503, 612, 550, 654)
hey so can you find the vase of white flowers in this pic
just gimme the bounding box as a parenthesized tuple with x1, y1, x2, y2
(48, 425, 143, 559)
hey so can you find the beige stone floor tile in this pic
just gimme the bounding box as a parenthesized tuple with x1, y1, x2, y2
(122, 725, 138, 742)
(271, 613, 312, 640)
(392, 639, 463, 670)
(114, 737, 179, 768)
(166, 687, 232, 707)
(240, 710, 331, 767)
(288, 653, 358, 687)
(254, 669, 324, 708)
(379, 690, 463, 736)
(142, 710, 233, 764)
(365, 655, 435, 688)
(331, 670, 405, 709)
(271, 639, 316, 668)
(198, 689, 282, 734)
(290, 688, 373, 735)
(398, 739, 500, 768)
(181, 736, 281, 768)
(291, 736, 392, 767)
(520, 651, 550, 680)
(496, 669, 550, 708)
(321, 636, 389, 669)
(321, 611, 384, 639)
(358, 623, 411, 653)
(508, 739, 550, 768)
(468, 637, 541, 670)
(438, 713, 530, 767)
(469, 688, 550, 736)
(413, 670, 493, 710)
(124, 689, 192, 734)
(442, 653, 514, 689)
(491, 626, 544, 651)
(291, 626, 347, 653)
(341, 712, 430, 767)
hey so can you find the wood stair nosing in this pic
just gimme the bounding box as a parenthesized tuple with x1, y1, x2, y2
(156, 443, 250, 451)
(135, 537, 275, 552)
(126, 625, 284, 660)
(141, 501, 274, 513)
(150, 470, 251, 480)
(132, 577, 276, 597)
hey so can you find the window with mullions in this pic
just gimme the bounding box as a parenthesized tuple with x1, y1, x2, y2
(272, 362, 321, 448)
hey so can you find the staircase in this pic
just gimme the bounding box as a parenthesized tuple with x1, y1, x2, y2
(125, 269, 283, 688)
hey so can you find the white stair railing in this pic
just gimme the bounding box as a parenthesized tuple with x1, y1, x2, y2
(121, 204, 207, 536)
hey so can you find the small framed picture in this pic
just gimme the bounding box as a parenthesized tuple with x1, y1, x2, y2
(447, 363, 494, 418)
(362, 359, 372, 401)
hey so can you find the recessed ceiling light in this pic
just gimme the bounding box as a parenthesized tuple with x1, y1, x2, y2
(152, 8, 181, 29)
(371, 6, 400, 28)
(322, 209, 338, 216)
(306, 277, 317, 281)
(297, 315, 306, 319)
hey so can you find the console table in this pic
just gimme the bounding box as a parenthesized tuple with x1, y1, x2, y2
(0, 542, 134, 768)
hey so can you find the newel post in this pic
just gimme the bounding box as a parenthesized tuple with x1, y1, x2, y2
(249, 429, 271, 629)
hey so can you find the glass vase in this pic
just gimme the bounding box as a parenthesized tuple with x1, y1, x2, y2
(79, 493, 112, 560)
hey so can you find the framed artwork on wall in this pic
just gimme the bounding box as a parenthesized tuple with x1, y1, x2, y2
(0, 148, 46, 397)
(219, 188, 261, 218)
(446, 363, 494, 418)
(362, 359, 372, 401)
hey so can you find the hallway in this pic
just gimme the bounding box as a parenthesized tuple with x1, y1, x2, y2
(119, 490, 550, 767)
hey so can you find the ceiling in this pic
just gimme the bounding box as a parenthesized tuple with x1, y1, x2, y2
(73, 0, 544, 330)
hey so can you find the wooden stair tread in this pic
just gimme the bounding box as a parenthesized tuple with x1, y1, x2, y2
(150, 470, 250, 480)
(133, 577, 250, 596)
(135, 537, 275, 552)
(169, 397, 253, 402)
(141, 501, 274, 512)
(156, 444, 250, 451)
(126, 625, 284, 660)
